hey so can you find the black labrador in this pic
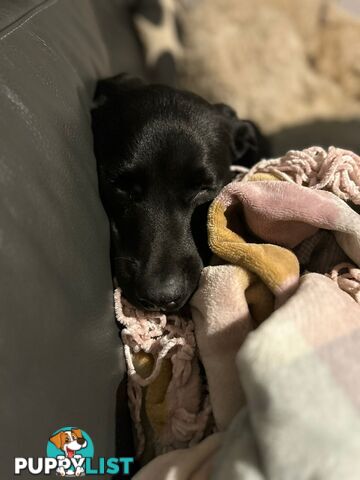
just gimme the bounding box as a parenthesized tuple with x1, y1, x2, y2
(91, 74, 268, 312)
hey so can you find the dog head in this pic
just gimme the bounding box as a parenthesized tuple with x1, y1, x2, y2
(49, 429, 87, 458)
(92, 74, 266, 312)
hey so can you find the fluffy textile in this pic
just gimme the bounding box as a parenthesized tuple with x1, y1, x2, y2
(177, 0, 360, 134)
(190, 264, 273, 431)
(213, 178, 360, 264)
(213, 272, 360, 480)
(115, 146, 360, 479)
(114, 291, 212, 464)
(245, 146, 360, 204)
(134, 274, 360, 480)
(187, 153, 360, 441)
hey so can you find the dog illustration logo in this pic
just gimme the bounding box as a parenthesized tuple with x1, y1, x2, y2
(47, 427, 94, 477)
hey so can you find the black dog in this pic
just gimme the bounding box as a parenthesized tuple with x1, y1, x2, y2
(92, 74, 268, 312)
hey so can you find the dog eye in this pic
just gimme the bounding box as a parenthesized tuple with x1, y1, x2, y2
(110, 177, 142, 199)
(197, 186, 211, 194)
(200, 185, 213, 193)
(111, 177, 132, 192)
(192, 185, 215, 201)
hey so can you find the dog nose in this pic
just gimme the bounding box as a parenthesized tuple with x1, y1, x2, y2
(77, 438, 85, 445)
(164, 300, 180, 312)
(139, 296, 183, 312)
(138, 278, 186, 312)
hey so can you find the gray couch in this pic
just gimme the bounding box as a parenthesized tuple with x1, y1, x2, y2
(0, 1, 143, 477)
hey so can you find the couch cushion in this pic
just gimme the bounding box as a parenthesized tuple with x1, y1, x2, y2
(0, 1, 142, 477)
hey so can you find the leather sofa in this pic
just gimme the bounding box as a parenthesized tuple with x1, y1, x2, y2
(0, 1, 144, 477)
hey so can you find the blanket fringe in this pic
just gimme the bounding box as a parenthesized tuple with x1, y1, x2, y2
(245, 146, 360, 204)
(114, 288, 212, 458)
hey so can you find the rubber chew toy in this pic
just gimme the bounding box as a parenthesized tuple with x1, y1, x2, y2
(114, 289, 212, 464)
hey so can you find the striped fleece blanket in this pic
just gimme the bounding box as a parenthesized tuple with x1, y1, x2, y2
(115, 146, 360, 480)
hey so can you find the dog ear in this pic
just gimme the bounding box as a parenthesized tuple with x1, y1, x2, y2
(94, 73, 145, 104)
(231, 120, 258, 160)
(49, 431, 64, 449)
(214, 103, 269, 168)
(71, 428, 83, 439)
(213, 103, 238, 120)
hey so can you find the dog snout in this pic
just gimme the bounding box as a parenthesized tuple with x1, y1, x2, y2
(137, 275, 188, 312)
(76, 437, 86, 445)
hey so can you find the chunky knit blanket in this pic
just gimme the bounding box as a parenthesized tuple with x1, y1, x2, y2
(114, 146, 360, 479)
